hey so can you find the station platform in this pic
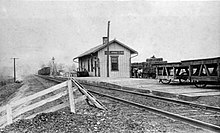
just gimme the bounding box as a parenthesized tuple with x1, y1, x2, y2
(74, 77, 220, 101)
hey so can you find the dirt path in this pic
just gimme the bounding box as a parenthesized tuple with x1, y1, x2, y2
(0, 75, 54, 126)
(8, 75, 56, 103)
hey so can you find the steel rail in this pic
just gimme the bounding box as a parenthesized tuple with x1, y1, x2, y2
(89, 90, 220, 133)
(36, 75, 220, 112)
(36, 75, 220, 132)
(35, 75, 63, 83)
(81, 82, 220, 112)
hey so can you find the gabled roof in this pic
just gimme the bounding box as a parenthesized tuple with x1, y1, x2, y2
(73, 39, 138, 60)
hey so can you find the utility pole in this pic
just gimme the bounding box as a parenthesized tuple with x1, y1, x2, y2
(11, 57, 19, 82)
(51, 57, 57, 76)
(107, 21, 110, 77)
(51, 57, 55, 76)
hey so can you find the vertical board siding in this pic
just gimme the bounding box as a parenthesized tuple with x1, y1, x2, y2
(79, 42, 132, 78)
(98, 43, 131, 78)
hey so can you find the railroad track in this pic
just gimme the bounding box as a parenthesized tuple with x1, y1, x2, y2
(36, 75, 220, 132)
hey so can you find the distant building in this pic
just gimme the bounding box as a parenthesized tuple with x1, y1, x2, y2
(73, 38, 138, 77)
(146, 55, 164, 64)
(131, 56, 167, 78)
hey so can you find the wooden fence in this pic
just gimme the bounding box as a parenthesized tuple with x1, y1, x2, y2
(0, 79, 105, 128)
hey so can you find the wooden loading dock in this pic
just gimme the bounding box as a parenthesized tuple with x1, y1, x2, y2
(154, 57, 220, 88)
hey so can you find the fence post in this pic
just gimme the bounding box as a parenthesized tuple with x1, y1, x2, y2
(6, 104, 13, 125)
(68, 80, 75, 113)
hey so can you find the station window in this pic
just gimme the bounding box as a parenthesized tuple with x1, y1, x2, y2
(111, 56, 119, 71)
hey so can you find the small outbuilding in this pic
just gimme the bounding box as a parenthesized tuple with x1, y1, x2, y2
(73, 38, 138, 78)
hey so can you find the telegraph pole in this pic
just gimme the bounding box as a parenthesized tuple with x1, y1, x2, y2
(51, 57, 57, 76)
(11, 57, 19, 82)
(51, 57, 55, 76)
(107, 21, 110, 77)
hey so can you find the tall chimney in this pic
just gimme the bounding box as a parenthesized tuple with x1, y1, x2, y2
(103, 37, 108, 45)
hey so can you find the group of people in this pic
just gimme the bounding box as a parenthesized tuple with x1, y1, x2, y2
(132, 68, 143, 78)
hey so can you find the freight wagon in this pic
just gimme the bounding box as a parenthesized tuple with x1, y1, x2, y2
(154, 57, 220, 88)
(38, 67, 50, 75)
(154, 62, 189, 84)
(181, 57, 220, 88)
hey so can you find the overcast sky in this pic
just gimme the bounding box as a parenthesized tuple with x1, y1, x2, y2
(0, 0, 220, 78)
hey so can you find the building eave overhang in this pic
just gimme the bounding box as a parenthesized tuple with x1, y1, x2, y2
(73, 39, 138, 61)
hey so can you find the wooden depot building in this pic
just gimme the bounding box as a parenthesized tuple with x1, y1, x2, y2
(73, 37, 138, 78)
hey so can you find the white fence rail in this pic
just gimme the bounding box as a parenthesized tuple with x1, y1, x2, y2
(0, 79, 91, 128)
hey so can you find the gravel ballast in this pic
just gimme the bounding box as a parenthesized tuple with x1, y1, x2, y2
(0, 75, 216, 133)
(0, 96, 211, 133)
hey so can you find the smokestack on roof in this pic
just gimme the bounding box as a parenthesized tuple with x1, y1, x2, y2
(103, 37, 108, 45)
